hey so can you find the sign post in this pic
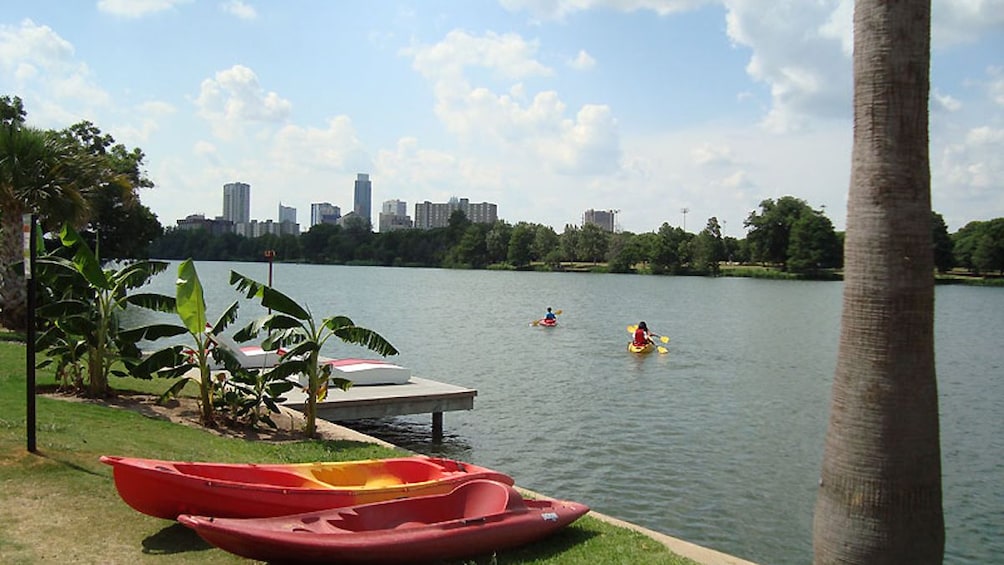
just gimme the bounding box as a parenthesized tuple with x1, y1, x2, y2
(23, 214, 37, 453)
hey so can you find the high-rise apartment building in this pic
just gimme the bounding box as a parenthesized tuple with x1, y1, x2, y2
(379, 199, 412, 232)
(222, 182, 251, 224)
(583, 209, 617, 232)
(353, 173, 372, 227)
(310, 202, 341, 226)
(414, 197, 498, 230)
(278, 202, 296, 224)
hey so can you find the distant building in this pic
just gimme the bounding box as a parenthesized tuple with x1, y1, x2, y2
(414, 197, 498, 230)
(278, 202, 296, 224)
(353, 173, 372, 227)
(583, 209, 617, 232)
(176, 214, 233, 236)
(379, 199, 412, 232)
(223, 182, 251, 224)
(244, 219, 300, 237)
(310, 202, 341, 226)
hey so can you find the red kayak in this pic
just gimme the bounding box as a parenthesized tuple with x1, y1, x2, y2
(539, 317, 557, 327)
(179, 479, 589, 564)
(101, 455, 513, 520)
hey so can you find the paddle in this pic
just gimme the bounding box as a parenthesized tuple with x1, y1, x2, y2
(531, 309, 562, 326)
(626, 325, 669, 354)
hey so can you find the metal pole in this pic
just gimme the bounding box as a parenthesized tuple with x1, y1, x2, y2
(23, 214, 37, 453)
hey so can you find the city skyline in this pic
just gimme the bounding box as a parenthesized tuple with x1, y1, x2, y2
(3, 2, 1000, 237)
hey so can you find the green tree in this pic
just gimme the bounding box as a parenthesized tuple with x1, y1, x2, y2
(606, 232, 643, 273)
(559, 224, 580, 262)
(787, 211, 840, 275)
(61, 120, 163, 259)
(650, 222, 685, 274)
(578, 222, 610, 264)
(813, 1, 944, 562)
(744, 196, 814, 268)
(485, 221, 512, 264)
(0, 99, 96, 330)
(692, 217, 726, 275)
(931, 212, 954, 273)
(972, 218, 1004, 275)
(507, 223, 535, 267)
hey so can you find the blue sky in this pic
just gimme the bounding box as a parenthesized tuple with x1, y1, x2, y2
(2, 0, 1002, 236)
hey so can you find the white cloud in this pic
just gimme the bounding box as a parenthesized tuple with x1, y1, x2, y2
(194, 64, 292, 139)
(934, 89, 963, 112)
(404, 30, 621, 175)
(0, 19, 109, 126)
(692, 142, 736, 167)
(568, 49, 596, 70)
(989, 66, 1004, 107)
(220, 0, 257, 20)
(724, 0, 850, 134)
(269, 116, 372, 173)
(932, 0, 1004, 48)
(500, 0, 713, 20)
(97, 0, 193, 18)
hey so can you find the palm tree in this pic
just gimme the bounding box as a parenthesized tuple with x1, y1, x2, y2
(0, 124, 94, 331)
(813, 1, 944, 563)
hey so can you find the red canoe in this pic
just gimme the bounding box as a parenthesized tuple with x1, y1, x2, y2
(100, 455, 513, 520)
(179, 479, 589, 564)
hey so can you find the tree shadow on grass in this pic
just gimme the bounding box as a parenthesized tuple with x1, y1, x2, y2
(142, 522, 215, 555)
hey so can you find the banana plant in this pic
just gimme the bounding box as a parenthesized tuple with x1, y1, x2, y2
(120, 258, 293, 427)
(34, 224, 178, 398)
(230, 270, 398, 438)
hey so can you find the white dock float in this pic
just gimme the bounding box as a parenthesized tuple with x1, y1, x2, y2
(280, 376, 477, 442)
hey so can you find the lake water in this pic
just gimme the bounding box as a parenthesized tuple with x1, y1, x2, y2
(136, 262, 1003, 565)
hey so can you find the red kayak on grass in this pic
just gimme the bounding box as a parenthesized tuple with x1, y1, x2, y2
(101, 455, 513, 520)
(178, 479, 590, 564)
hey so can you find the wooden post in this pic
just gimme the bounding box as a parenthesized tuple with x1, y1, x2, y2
(432, 412, 443, 443)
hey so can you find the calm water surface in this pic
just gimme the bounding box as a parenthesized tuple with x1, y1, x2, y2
(139, 262, 1003, 565)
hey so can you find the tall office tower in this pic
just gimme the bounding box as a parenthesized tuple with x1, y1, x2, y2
(353, 173, 372, 226)
(222, 182, 251, 224)
(310, 202, 341, 226)
(278, 202, 296, 224)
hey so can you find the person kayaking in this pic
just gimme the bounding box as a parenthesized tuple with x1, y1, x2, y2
(633, 321, 653, 347)
(544, 308, 557, 322)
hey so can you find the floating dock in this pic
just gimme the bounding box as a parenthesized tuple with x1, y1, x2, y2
(281, 376, 477, 442)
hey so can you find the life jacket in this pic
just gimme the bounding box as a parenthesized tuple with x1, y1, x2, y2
(633, 328, 648, 346)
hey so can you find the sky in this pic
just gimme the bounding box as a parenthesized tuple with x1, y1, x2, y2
(2, 1, 1002, 237)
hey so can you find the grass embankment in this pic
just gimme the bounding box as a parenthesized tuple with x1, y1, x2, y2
(0, 339, 696, 564)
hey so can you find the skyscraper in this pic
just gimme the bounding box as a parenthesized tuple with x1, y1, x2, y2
(353, 173, 372, 227)
(310, 202, 341, 226)
(278, 202, 296, 224)
(223, 182, 251, 224)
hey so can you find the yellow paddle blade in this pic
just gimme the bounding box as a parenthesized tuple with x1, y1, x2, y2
(659, 335, 670, 343)
(627, 325, 637, 333)
(555, 310, 563, 315)
(531, 319, 540, 326)
(657, 346, 669, 354)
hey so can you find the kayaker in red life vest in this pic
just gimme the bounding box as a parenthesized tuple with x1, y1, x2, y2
(633, 321, 653, 346)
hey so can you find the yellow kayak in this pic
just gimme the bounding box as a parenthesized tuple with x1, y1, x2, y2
(627, 342, 655, 354)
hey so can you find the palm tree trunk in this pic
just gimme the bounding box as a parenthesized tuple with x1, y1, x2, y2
(0, 208, 28, 331)
(813, 1, 944, 563)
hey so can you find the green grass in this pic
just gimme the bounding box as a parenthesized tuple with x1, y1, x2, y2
(0, 340, 698, 564)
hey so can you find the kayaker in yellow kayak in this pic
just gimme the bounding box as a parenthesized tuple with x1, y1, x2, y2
(632, 321, 653, 347)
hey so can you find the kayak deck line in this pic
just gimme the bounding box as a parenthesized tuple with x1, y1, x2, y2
(279, 376, 477, 442)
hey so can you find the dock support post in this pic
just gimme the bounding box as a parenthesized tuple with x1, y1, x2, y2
(432, 412, 443, 443)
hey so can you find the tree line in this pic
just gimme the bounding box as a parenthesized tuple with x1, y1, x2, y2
(149, 196, 1003, 278)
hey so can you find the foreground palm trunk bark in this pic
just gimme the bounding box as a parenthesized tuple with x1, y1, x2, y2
(813, 1, 944, 563)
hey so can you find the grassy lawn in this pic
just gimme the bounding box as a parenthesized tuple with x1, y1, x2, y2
(0, 340, 697, 564)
